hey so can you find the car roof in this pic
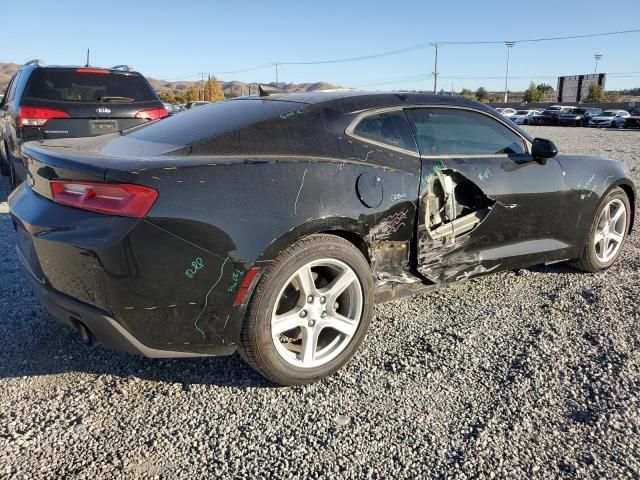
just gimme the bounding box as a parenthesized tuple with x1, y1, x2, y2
(21, 64, 143, 75)
(235, 90, 493, 110)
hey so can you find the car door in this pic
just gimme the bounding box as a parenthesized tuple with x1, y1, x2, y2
(404, 106, 569, 283)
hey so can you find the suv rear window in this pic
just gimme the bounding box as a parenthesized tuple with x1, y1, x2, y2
(23, 69, 157, 103)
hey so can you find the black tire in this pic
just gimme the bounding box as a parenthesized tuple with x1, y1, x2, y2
(573, 187, 631, 272)
(8, 156, 19, 191)
(0, 141, 9, 177)
(239, 234, 373, 385)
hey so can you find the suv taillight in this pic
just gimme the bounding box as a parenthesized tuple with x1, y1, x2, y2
(18, 106, 70, 127)
(50, 181, 158, 218)
(135, 108, 168, 121)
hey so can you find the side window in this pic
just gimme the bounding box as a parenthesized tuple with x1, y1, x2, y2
(352, 110, 417, 152)
(6, 71, 22, 102)
(404, 108, 526, 156)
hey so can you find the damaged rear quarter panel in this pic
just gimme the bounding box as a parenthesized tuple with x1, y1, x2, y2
(104, 150, 420, 352)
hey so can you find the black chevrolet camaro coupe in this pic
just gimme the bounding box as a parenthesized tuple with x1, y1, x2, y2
(9, 90, 635, 385)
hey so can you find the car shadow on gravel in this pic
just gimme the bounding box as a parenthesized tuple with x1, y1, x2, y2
(0, 317, 276, 388)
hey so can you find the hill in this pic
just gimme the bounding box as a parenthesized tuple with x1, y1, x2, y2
(0, 62, 340, 96)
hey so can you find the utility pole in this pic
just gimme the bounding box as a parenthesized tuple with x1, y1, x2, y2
(504, 41, 515, 103)
(594, 53, 603, 73)
(85, 49, 90, 67)
(432, 43, 441, 94)
(274, 63, 279, 87)
(198, 73, 207, 101)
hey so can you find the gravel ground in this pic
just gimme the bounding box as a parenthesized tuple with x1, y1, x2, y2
(1, 126, 639, 479)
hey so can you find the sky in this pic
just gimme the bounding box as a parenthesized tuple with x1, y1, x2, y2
(2, 0, 640, 92)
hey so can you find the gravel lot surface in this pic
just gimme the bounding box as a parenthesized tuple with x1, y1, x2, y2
(1, 126, 639, 479)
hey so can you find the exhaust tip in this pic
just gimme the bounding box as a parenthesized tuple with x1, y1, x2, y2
(75, 321, 92, 345)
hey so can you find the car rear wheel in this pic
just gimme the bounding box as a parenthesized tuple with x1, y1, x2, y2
(573, 187, 630, 272)
(239, 234, 373, 385)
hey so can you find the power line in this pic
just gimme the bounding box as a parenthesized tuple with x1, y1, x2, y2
(274, 28, 640, 66)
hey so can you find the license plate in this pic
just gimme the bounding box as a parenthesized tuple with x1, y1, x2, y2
(89, 120, 118, 135)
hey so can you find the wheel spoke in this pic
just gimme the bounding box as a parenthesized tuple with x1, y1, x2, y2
(272, 309, 305, 335)
(608, 231, 624, 245)
(295, 265, 317, 298)
(324, 269, 357, 301)
(610, 205, 625, 225)
(300, 326, 319, 366)
(603, 205, 611, 223)
(325, 313, 358, 337)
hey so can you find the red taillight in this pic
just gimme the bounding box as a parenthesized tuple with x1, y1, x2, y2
(76, 68, 110, 74)
(18, 106, 70, 127)
(50, 181, 158, 218)
(135, 108, 169, 121)
(233, 267, 261, 307)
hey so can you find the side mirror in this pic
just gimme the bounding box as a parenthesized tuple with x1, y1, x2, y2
(531, 137, 558, 159)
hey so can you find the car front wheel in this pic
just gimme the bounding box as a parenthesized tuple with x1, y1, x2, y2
(573, 187, 630, 272)
(239, 234, 373, 385)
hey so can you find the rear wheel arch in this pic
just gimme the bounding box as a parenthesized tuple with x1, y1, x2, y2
(617, 182, 636, 233)
(256, 217, 369, 265)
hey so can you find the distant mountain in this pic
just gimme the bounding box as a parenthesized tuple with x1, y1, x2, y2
(0, 62, 341, 95)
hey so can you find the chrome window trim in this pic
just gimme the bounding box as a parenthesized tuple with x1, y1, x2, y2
(345, 104, 532, 157)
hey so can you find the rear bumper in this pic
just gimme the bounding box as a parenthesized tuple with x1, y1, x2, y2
(18, 249, 209, 358)
(9, 183, 245, 355)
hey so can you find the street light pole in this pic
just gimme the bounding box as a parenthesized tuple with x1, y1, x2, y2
(432, 43, 441, 94)
(594, 54, 603, 73)
(504, 41, 515, 103)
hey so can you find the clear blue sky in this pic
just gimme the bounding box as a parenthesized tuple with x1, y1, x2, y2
(3, 1, 640, 92)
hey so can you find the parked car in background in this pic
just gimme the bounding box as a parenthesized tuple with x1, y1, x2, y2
(495, 107, 517, 117)
(184, 101, 211, 110)
(510, 109, 539, 125)
(623, 109, 640, 129)
(163, 103, 181, 115)
(0, 60, 167, 189)
(9, 90, 635, 385)
(558, 107, 603, 127)
(588, 110, 630, 128)
(531, 105, 575, 126)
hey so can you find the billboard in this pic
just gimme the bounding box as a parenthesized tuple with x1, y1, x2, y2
(557, 73, 606, 103)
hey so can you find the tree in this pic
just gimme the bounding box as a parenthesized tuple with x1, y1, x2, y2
(185, 85, 200, 102)
(606, 90, 621, 103)
(460, 88, 475, 100)
(475, 87, 489, 102)
(585, 84, 604, 103)
(536, 83, 554, 102)
(523, 82, 544, 103)
(159, 90, 175, 104)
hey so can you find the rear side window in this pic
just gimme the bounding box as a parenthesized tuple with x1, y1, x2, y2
(23, 69, 157, 103)
(6, 71, 22, 101)
(125, 99, 308, 145)
(352, 111, 417, 152)
(405, 108, 525, 156)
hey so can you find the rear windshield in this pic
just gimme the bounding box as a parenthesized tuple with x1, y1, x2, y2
(125, 98, 308, 145)
(23, 69, 157, 103)
(567, 109, 586, 114)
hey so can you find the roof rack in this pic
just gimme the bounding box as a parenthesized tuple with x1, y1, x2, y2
(24, 59, 44, 67)
(111, 65, 132, 72)
(259, 84, 286, 97)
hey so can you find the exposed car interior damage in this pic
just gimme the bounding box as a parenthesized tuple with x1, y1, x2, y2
(423, 170, 494, 245)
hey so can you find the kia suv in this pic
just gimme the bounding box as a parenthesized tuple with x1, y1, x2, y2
(0, 60, 167, 189)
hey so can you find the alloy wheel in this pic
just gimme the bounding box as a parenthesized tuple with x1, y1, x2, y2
(594, 198, 627, 263)
(271, 258, 363, 368)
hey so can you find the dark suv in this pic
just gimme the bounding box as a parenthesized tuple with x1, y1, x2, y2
(0, 60, 167, 188)
(558, 107, 603, 127)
